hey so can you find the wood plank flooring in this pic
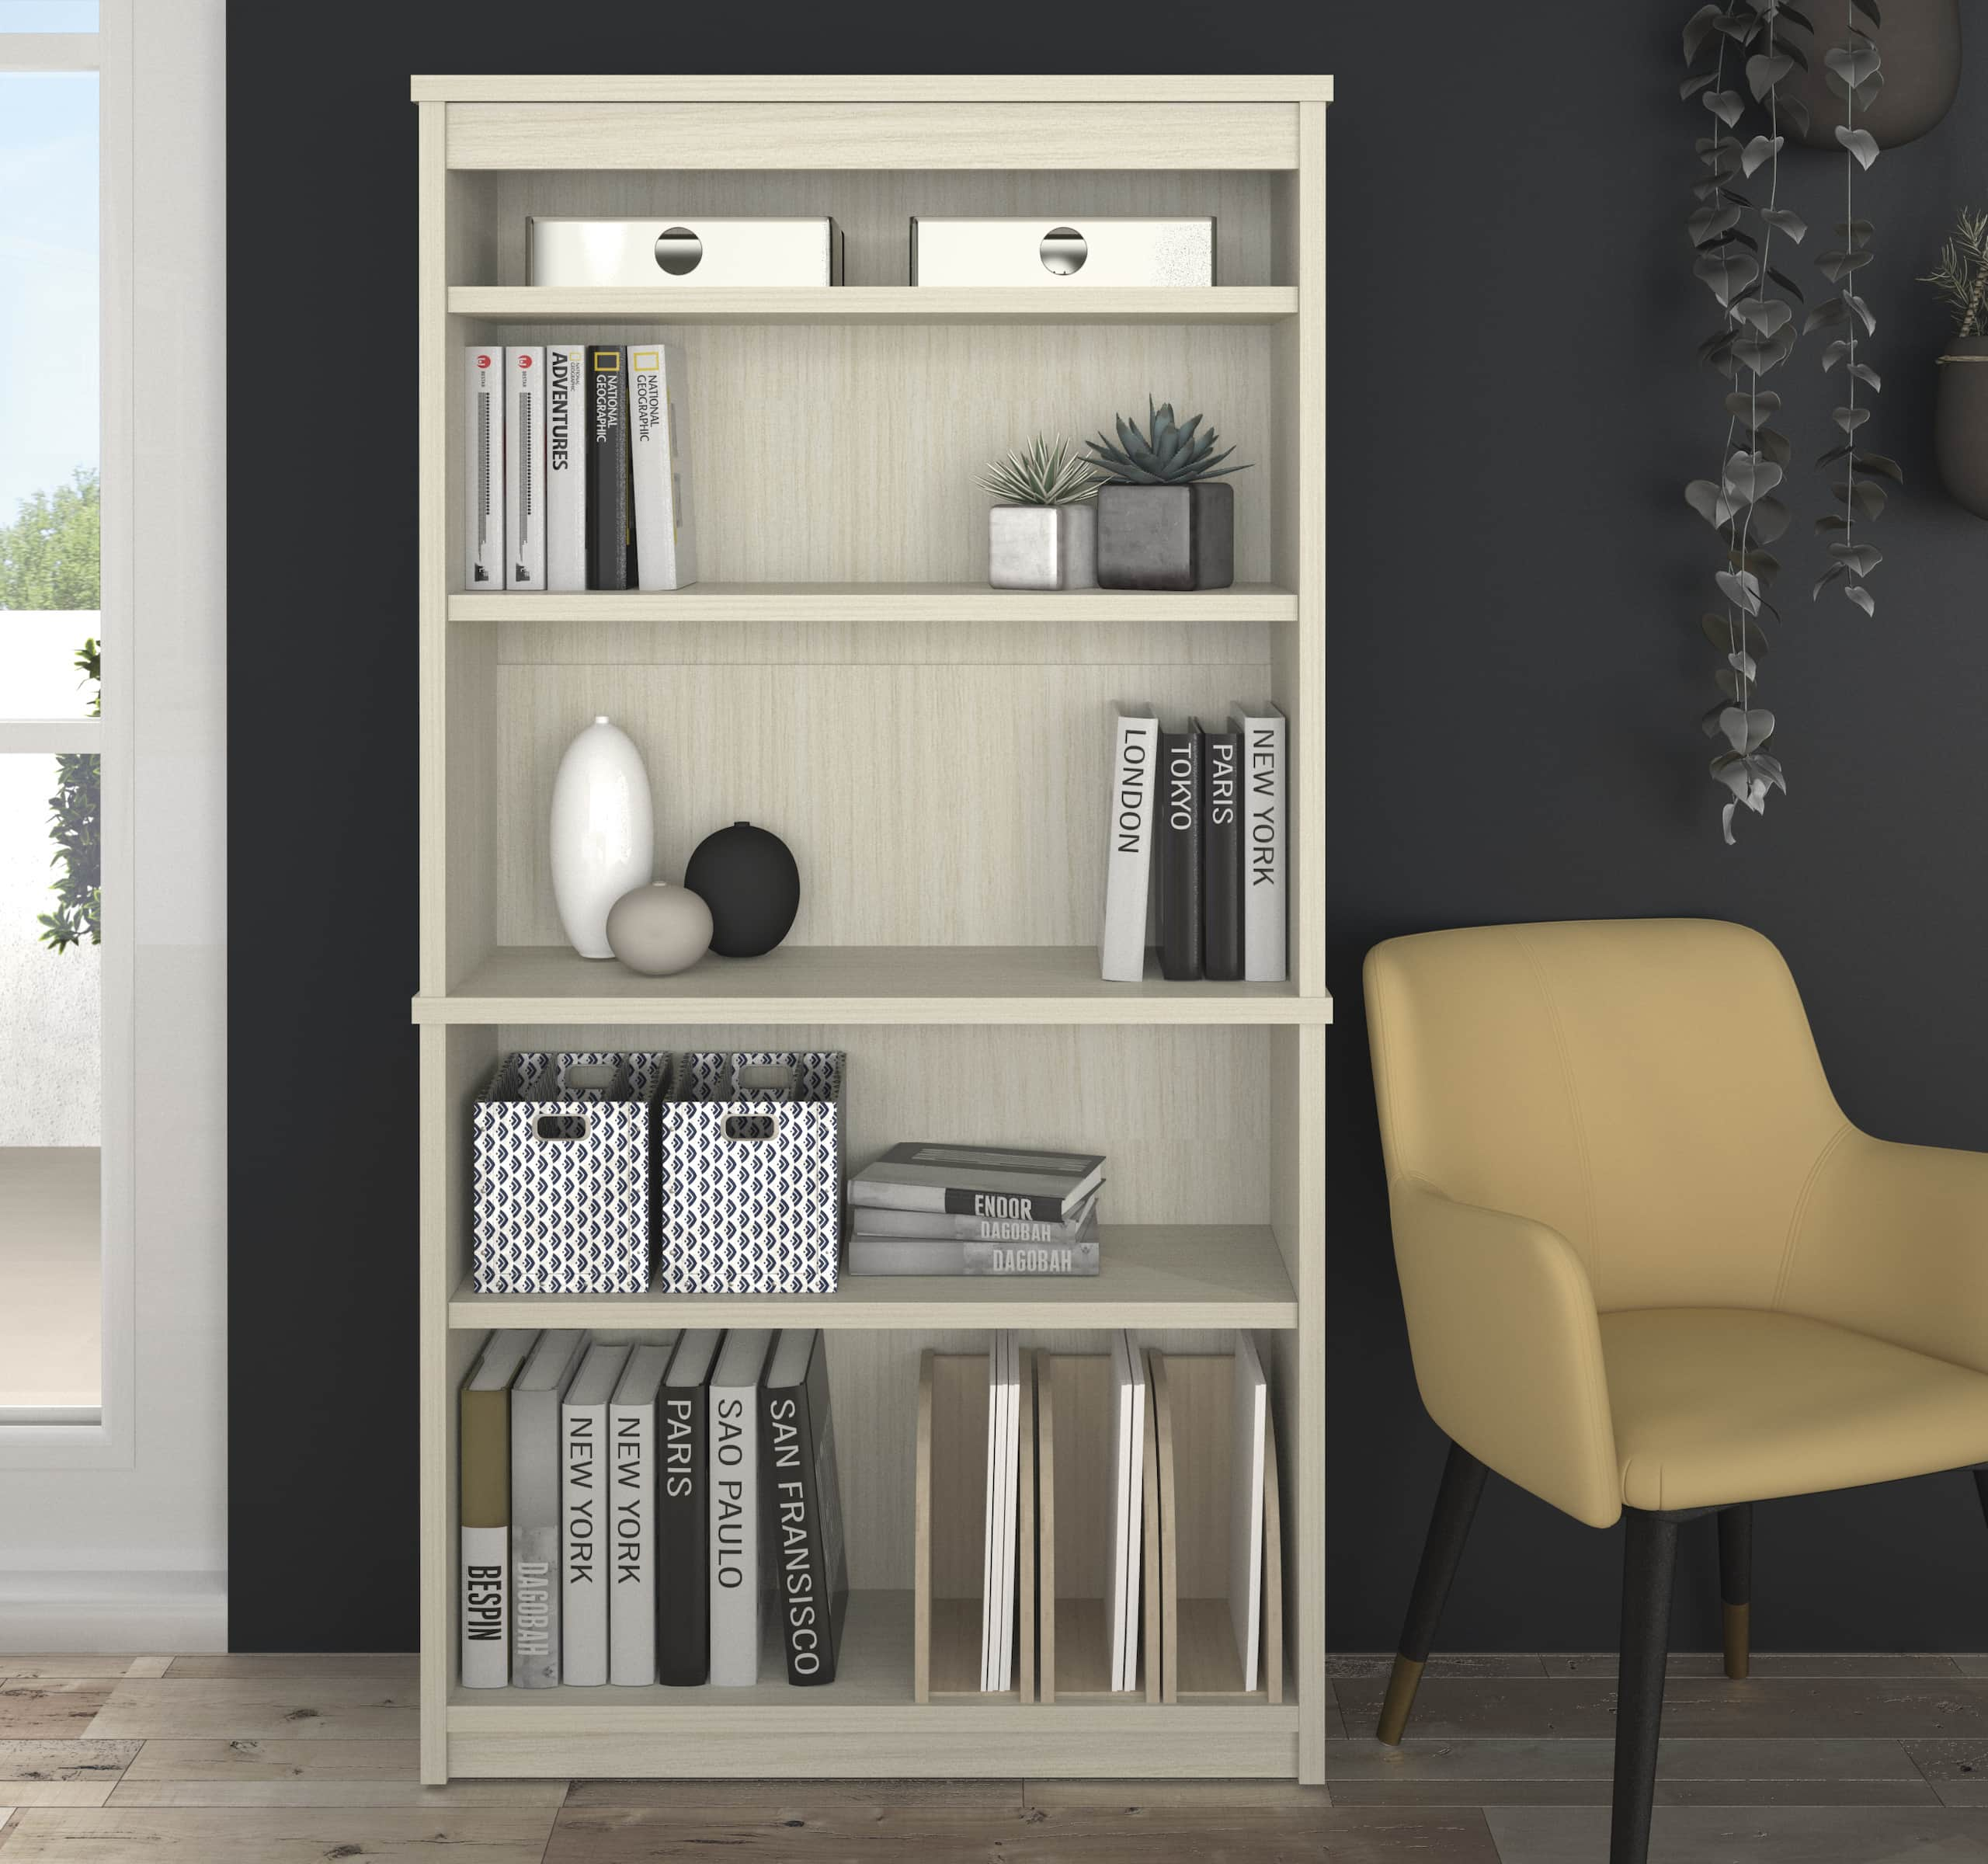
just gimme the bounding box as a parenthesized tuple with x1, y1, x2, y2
(1, 1652, 1986, 1859)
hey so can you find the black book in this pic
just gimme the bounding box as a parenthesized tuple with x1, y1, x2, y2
(1201, 721, 1242, 981)
(760, 1329, 848, 1686)
(586, 344, 635, 589)
(655, 1329, 723, 1685)
(1156, 718, 1204, 980)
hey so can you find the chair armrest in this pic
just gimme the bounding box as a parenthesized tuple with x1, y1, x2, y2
(1388, 1179, 1621, 1527)
(1786, 1132, 1988, 1376)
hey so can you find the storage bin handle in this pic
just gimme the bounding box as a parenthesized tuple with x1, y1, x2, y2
(733, 1060, 800, 1101)
(534, 1112, 589, 1142)
(722, 1112, 778, 1142)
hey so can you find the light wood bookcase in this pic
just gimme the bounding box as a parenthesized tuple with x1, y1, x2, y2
(412, 73, 1330, 1787)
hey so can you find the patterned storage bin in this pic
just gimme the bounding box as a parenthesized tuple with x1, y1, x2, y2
(472, 1051, 673, 1294)
(655, 1051, 845, 1294)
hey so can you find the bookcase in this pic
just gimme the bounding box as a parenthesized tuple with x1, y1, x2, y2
(412, 73, 1330, 1786)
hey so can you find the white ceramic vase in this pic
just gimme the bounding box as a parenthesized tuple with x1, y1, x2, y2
(549, 715, 655, 958)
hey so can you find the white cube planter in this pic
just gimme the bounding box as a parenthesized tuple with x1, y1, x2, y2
(988, 503, 1098, 591)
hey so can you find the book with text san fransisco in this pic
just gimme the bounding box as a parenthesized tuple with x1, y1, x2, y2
(463, 346, 502, 588)
(608, 1341, 673, 1687)
(503, 346, 546, 589)
(510, 1328, 586, 1687)
(1100, 702, 1159, 982)
(1201, 718, 1242, 981)
(545, 343, 587, 591)
(628, 341, 698, 591)
(561, 1341, 630, 1686)
(1232, 700, 1288, 982)
(657, 1329, 723, 1685)
(586, 343, 634, 589)
(761, 1329, 849, 1685)
(849, 1142, 1106, 1222)
(709, 1329, 775, 1686)
(1156, 718, 1204, 980)
(458, 1330, 536, 1689)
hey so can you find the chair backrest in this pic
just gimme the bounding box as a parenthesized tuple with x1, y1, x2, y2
(1364, 919, 1851, 1313)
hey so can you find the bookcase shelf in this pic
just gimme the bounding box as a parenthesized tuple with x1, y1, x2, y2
(417, 71, 1328, 1790)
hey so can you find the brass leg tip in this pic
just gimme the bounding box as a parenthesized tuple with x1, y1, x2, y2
(1375, 1654, 1426, 1744)
(1722, 1601, 1750, 1681)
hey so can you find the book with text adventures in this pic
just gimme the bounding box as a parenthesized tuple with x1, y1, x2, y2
(544, 343, 587, 592)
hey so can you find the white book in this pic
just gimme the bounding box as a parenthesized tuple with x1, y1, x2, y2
(980, 1330, 1002, 1688)
(511, 1328, 586, 1688)
(1100, 703, 1159, 981)
(561, 1341, 629, 1687)
(464, 346, 503, 589)
(1229, 1333, 1269, 1692)
(608, 1341, 673, 1686)
(1232, 701, 1288, 982)
(503, 346, 547, 589)
(982, 1330, 1020, 1691)
(627, 342, 698, 591)
(459, 1330, 535, 1690)
(994, 1330, 1020, 1691)
(1108, 1329, 1146, 1692)
(709, 1328, 775, 1686)
(544, 343, 587, 591)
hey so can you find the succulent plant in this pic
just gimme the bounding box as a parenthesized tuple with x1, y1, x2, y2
(1085, 398, 1252, 485)
(976, 434, 1104, 507)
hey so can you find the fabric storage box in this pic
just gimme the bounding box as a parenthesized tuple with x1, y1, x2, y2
(528, 217, 844, 287)
(656, 1052, 844, 1294)
(472, 1051, 673, 1294)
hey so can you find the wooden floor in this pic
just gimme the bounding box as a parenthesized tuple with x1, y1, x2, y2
(5, 1652, 1988, 1859)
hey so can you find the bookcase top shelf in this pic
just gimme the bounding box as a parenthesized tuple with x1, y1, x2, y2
(412, 75, 1335, 106)
(449, 584, 1298, 625)
(447, 1224, 1298, 1331)
(449, 287, 1299, 326)
(412, 946, 1335, 1028)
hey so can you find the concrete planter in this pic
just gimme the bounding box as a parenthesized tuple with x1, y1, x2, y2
(1786, 0, 1961, 149)
(1095, 482, 1236, 590)
(988, 503, 1097, 590)
(1936, 337, 1988, 520)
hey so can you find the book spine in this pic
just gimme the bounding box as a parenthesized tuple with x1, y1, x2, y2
(545, 344, 587, 591)
(504, 346, 547, 589)
(1100, 710, 1159, 982)
(607, 1396, 655, 1686)
(586, 345, 633, 590)
(1201, 727, 1242, 981)
(459, 1383, 509, 1688)
(848, 1237, 1101, 1276)
(1241, 708, 1288, 982)
(561, 1390, 610, 1685)
(852, 1209, 1090, 1243)
(511, 1387, 561, 1687)
(629, 343, 697, 591)
(655, 1386, 708, 1685)
(463, 347, 502, 589)
(763, 1376, 834, 1685)
(1157, 724, 1204, 980)
(709, 1377, 759, 1686)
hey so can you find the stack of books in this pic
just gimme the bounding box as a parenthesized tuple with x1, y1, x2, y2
(846, 1142, 1104, 1278)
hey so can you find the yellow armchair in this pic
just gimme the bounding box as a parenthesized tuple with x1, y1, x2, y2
(1364, 920, 1988, 1864)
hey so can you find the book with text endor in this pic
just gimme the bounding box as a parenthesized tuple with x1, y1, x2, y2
(463, 347, 503, 588)
(850, 1186, 1100, 1243)
(544, 343, 587, 592)
(586, 344, 634, 590)
(608, 1341, 672, 1686)
(503, 346, 547, 589)
(1157, 718, 1204, 980)
(459, 1330, 537, 1689)
(657, 1330, 725, 1686)
(1201, 719, 1243, 981)
(510, 1328, 587, 1687)
(708, 1329, 776, 1686)
(561, 1341, 630, 1687)
(627, 342, 698, 591)
(762, 1329, 849, 1685)
(848, 1142, 1106, 1222)
(1100, 703, 1159, 982)
(1232, 701, 1288, 982)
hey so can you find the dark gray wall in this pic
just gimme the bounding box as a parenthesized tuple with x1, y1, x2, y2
(228, 4, 1988, 1654)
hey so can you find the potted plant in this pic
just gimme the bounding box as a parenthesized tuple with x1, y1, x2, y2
(978, 435, 1104, 590)
(1085, 398, 1251, 590)
(1922, 203, 1988, 519)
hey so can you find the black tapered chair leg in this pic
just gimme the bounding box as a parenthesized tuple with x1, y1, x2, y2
(1718, 1503, 1752, 1680)
(1375, 1441, 1489, 1744)
(1611, 1509, 1681, 1864)
(1972, 1466, 1988, 1532)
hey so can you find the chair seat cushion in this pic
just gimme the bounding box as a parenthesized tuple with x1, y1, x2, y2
(1600, 1308, 1988, 1513)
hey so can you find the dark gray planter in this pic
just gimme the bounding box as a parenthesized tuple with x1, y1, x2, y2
(1095, 482, 1236, 590)
(1786, 0, 1961, 149)
(1935, 336, 1988, 520)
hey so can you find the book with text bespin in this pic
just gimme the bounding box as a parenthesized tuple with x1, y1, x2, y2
(848, 1142, 1106, 1222)
(1201, 719, 1243, 981)
(586, 343, 634, 589)
(1232, 701, 1288, 982)
(628, 341, 698, 591)
(544, 343, 587, 591)
(708, 1329, 776, 1686)
(607, 1341, 672, 1686)
(1156, 718, 1204, 980)
(503, 346, 547, 589)
(762, 1329, 849, 1685)
(458, 1329, 537, 1689)
(463, 346, 503, 588)
(1100, 703, 1159, 982)
(510, 1328, 586, 1687)
(561, 1341, 631, 1686)
(656, 1330, 724, 1686)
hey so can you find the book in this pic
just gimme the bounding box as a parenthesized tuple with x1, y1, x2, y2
(1100, 703, 1159, 982)
(848, 1142, 1106, 1222)
(761, 1329, 850, 1685)
(979, 1327, 1005, 1690)
(510, 1328, 587, 1687)
(847, 1229, 1100, 1278)
(1108, 1329, 1147, 1692)
(459, 1330, 536, 1689)
(503, 346, 547, 589)
(607, 1341, 672, 1687)
(586, 343, 634, 589)
(561, 1341, 630, 1686)
(627, 342, 698, 591)
(709, 1328, 776, 1686)
(1233, 701, 1288, 982)
(982, 1330, 1020, 1690)
(1201, 719, 1243, 981)
(1156, 718, 1204, 980)
(463, 346, 503, 588)
(544, 343, 587, 592)
(851, 1187, 1100, 1243)
(657, 1330, 724, 1686)
(1229, 1333, 1269, 1692)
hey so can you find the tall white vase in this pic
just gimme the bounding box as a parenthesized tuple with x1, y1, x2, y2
(549, 715, 654, 958)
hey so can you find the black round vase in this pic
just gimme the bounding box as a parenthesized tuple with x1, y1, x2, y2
(683, 821, 801, 958)
(1936, 337, 1988, 520)
(1786, 0, 1961, 149)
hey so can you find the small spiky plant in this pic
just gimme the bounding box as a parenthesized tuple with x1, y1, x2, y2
(977, 435, 1104, 507)
(1922, 205, 1988, 339)
(1086, 398, 1252, 485)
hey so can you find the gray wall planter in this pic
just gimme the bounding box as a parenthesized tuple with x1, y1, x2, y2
(1936, 338, 1988, 518)
(1787, 0, 1961, 148)
(1095, 482, 1236, 590)
(989, 502, 1098, 589)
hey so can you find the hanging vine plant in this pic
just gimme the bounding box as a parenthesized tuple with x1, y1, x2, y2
(1683, 0, 1812, 843)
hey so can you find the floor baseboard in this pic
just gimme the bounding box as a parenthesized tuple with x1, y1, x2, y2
(0, 1570, 227, 1652)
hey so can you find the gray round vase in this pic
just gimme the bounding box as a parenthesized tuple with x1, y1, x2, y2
(605, 880, 714, 975)
(1935, 336, 1988, 520)
(1786, 0, 1961, 149)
